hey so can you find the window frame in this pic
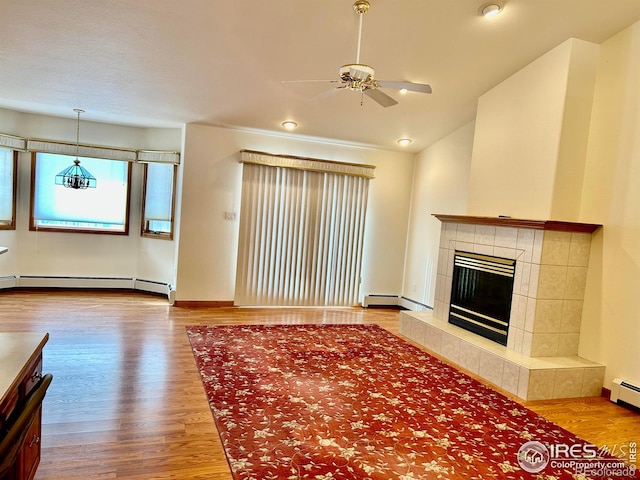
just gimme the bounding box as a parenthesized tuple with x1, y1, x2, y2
(0, 150, 18, 230)
(140, 162, 177, 240)
(29, 152, 133, 235)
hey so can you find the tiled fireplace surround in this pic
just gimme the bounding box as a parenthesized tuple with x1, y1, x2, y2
(399, 215, 605, 401)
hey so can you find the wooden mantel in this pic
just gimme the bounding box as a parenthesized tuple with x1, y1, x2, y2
(433, 214, 602, 234)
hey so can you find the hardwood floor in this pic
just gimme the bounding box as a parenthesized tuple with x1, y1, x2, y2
(0, 289, 637, 479)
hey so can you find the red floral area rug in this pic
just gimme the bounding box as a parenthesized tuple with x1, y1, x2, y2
(187, 324, 638, 479)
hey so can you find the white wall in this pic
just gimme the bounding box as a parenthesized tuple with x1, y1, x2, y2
(579, 21, 640, 388)
(402, 121, 474, 307)
(175, 124, 414, 302)
(467, 39, 598, 220)
(0, 108, 181, 285)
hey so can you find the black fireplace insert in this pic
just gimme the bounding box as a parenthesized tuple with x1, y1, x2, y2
(448, 251, 516, 346)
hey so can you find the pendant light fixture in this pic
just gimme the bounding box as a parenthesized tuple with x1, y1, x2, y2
(55, 109, 97, 189)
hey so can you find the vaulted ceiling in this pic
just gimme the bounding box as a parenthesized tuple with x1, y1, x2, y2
(1, 0, 640, 152)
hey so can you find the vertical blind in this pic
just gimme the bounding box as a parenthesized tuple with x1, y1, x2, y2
(235, 162, 370, 306)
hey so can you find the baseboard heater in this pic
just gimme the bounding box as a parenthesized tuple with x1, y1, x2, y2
(7, 276, 172, 300)
(363, 294, 399, 308)
(610, 378, 640, 410)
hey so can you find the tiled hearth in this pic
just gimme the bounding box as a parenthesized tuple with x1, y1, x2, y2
(399, 215, 605, 401)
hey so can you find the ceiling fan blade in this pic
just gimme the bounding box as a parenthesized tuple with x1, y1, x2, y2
(376, 80, 432, 94)
(311, 85, 346, 101)
(281, 80, 338, 84)
(364, 88, 398, 107)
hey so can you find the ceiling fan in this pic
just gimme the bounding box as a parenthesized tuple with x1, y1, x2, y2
(286, 0, 432, 107)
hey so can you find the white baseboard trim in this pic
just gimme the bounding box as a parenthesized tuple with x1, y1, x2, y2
(0, 276, 17, 289)
(2, 275, 172, 301)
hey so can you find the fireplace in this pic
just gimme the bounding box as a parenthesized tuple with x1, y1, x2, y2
(399, 215, 606, 401)
(449, 251, 515, 346)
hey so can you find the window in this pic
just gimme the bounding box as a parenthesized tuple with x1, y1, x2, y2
(0, 149, 18, 230)
(141, 162, 177, 239)
(30, 152, 132, 234)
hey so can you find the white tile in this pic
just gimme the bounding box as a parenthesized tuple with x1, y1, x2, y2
(495, 227, 518, 248)
(565, 267, 587, 300)
(532, 230, 544, 264)
(443, 223, 458, 246)
(446, 249, 456, 276)
(440, 332, 461, 363)
(518, 367, 530, 399)
(456, 224, 476, 243)
(510, 294, 523, 329)
(525, 298, 536, 333)
(435, 274, 445, 304)
(569, 232, 592, 267)
(528, 264, 540, 297)
(454, 241, 474, 254)
(522, 332, 533, 356)
(433, 300, 443, 320)
(473, 243, 494, 256)
(533, 299, 563, 333)
(437, 248, 447, 275)
(494, 246, 517, 260)
(458, 343, 481, 374)
(519, 262, 532, 296)
(411, 319, 428, 346)
(478, 350, 504, 387)
(398, 315, 412, 336)
(527, 369, 556, 401)
(557, 333, 580, 356)
(474, 225, 496, 245)
(513, 261, 523, 296)
(541, 231, 571, 266)
(516, 229, 535, 263)
(530, 333, 559, 357)
(553, 368, 584, 399)
(423, 324, 443, 353)
(501, 361, 520, 396)
(537, 265, 567, 300)
(513, 328, 524, 353)
(581, 367, 605, 397)
(516, 295, 528, 330)
(561, 300, 583, 333)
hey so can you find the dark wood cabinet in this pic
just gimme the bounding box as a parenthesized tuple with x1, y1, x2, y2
(0, 333, 49, 480)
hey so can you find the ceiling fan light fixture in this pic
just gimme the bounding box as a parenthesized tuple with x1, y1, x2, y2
(397, 138, 413, 146)
(281, 121, 298, 130)
(479, 2, 503, 17)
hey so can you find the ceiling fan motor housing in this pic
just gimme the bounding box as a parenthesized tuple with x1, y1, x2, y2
(339, 64, 375, 83)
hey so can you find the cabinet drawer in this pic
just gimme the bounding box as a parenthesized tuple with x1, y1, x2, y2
(21, 405, 42, 480)
(21, 355, 43, 398)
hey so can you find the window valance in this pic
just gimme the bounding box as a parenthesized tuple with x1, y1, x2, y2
(0, 131, 180, 164)
(239, 149, 375, 179)
(0, 133, 27, 151)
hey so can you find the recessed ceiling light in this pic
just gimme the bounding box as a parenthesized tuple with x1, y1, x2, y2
(281, 121, 298, 130)
(479, 2, 503, 17)
(397, 138, 413, 146)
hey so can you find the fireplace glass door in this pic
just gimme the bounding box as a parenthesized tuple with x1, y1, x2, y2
(448, 251, 515, 346)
